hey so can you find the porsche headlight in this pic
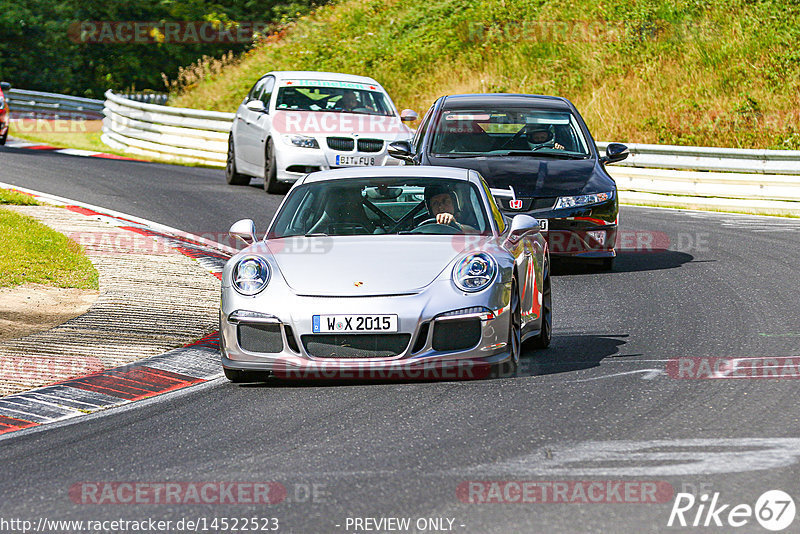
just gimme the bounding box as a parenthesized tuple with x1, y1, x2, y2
(453, 253, 497, 292)
(232, 256, 270, 295)
(554, 191, 614, 210)
(282, 134, 319, 149)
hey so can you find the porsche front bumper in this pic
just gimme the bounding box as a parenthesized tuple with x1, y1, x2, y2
(220, 281, 515, 379)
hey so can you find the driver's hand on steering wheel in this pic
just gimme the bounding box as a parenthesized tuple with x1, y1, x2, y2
(436, 213, 460, 227)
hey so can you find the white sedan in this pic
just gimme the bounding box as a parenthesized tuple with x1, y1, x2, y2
(226, 71, 417, 193)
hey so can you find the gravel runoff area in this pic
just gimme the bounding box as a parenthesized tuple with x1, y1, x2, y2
(0, 205, 221, 396)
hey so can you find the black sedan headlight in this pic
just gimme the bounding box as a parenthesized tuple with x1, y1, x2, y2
(554, 191, 614, 210)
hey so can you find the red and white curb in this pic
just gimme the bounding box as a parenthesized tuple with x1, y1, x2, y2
(0, 184, 237, 437)
(3, 137, 143, 161)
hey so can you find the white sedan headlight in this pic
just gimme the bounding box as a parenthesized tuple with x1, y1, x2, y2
(554, 191, 614, 210)
(282, 134, 319, 149)
(453, 253, 497, 292)
(232, 256, 270, 295)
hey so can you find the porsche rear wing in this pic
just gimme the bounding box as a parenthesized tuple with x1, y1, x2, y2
(489, 186, 516, 200)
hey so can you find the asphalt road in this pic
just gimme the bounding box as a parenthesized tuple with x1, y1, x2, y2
(2, 146, 800, 533)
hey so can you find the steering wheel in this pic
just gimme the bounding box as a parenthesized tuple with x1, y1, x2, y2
(498, 129, 527, 150)
(409, 217, 462, 234)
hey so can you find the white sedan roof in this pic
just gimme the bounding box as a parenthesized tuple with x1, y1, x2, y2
(267, 71, 382, 86)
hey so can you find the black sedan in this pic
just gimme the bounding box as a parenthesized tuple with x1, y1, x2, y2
(388, 94, 628, 269)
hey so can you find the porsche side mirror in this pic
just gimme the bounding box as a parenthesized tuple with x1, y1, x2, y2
(600, 143, 629, 164)
(506, 214, 540, 244)
(400, 109, 418, 122)
(388, 140, 414, 162)
(0, 82, 10, 92)
(245, 100, 266, 112)
(229, 219, 257, 246)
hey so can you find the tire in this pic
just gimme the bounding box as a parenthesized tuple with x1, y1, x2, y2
(225, 136, 250, 185)
(491, 279, 521, 378)
(224, 368, 268, 383)
(264, 139, 288, 194)
(528, 266, 552, 349)
(0, 132, 6, 146)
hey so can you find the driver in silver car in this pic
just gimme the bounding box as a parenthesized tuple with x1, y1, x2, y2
(424, 185, 477, 232)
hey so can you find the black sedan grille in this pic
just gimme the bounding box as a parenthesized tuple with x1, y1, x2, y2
(357, 139, 383, 152)
(500, 197, 557, 212)
(326, 137, 354, 151)
(301, 334, 411, 359)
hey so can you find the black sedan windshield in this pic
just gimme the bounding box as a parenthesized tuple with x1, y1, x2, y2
(431, 108, 590, 157)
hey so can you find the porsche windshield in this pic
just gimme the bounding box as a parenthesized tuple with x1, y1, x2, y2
(430, 108, 590, 157)
(275, 86, 393, 116)
(269, 178, 492, 237)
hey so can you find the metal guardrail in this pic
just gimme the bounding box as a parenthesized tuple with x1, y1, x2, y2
(7, 88, 105, 120)
(596, 141, 800, 175)
(117, 93, 169, 105)
(6, 87, 793, 213)
(101, 90, 233, 167)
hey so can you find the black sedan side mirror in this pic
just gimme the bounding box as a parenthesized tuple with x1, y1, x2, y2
(388, 140, 414, 163)
(600, 143, 629, 164)
(0, 82, 11, 92)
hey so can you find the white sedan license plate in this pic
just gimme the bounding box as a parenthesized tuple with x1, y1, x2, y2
(312, 314, 398, 333)
(335, 155, 375, 166)
(538, 219, 549, 231)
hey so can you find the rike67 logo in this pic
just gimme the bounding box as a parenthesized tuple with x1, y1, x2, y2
(668, 490, 796, 531)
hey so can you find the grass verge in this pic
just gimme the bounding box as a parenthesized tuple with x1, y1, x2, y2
(0, 207, 99, 290)
(0, 189, 41, 206)
(169, 0, 800, 150)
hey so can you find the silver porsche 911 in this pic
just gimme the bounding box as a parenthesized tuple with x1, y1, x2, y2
(220, 166, 551, 382)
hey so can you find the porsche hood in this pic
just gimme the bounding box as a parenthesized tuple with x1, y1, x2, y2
(262, 236, 488, 296)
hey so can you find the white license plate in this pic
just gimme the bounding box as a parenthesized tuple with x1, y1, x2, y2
(335, 155, 375, 166)
(538, 219, 549, 231)
(312, 314, 398, 333)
